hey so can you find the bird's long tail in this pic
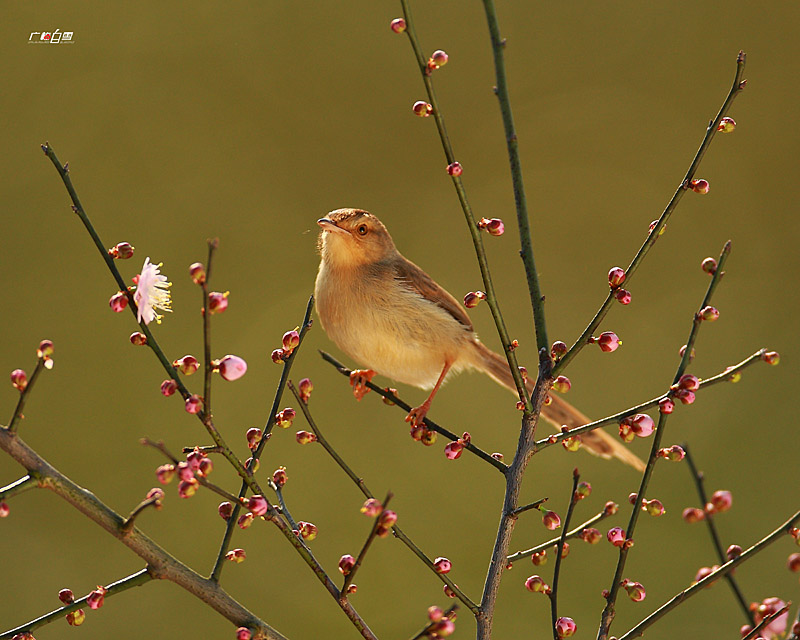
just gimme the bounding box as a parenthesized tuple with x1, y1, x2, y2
(468, 340, 645, 472)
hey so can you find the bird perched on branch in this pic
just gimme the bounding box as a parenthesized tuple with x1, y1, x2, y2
(314, 208, 644, 470)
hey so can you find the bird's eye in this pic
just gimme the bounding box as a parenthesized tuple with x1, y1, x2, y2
(357, 224, 368, 236)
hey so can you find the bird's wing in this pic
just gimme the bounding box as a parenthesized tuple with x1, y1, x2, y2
(392, 256, 474, 332)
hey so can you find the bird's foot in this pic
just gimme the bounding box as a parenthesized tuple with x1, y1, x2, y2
(405, 400, 431, 427)
(349, 369, 376, 400)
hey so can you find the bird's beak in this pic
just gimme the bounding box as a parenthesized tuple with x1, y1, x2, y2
(317, 218, 348, 235)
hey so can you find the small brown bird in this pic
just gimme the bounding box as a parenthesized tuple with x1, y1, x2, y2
(314, 208, 644, 470)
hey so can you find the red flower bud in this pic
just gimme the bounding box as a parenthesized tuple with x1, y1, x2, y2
(173, 355, 199, 375)
(338, 554, 356, 575)
(682, 507, 705, 523)
(717, 117, 736, 133)
(446, 162, 463, 177)
(189, 262, 206, 285)
(608, 267, 626, 287)
(218, 354, 247, 381)
(390, 18, 406, 33)
(709, 489, 732, 513)
(525, 574, 548, 593)
(208, 291, 229, 314)
(412, 100, 433, 117)
(594, 331, 621, 353)
(761, 351, 780, 366)
(298, 377, 314, 402)
(10, 369, 27, 391)
(156, 464, 176, 484)
(295, 430, 317, 444)
(701, 257, 717, 274)
(444, 441, 463, 460)
(66, 609, 86, 626)
(614, 288, 632, 305)
(109, 242, 135, 259)
(247, 495, 269, 517)
(226, 548, 246, 563)
(579, 528, 601, 544)
(218, 501, 234, 520)
(282, 330, 300, 352)
(552, 375, 571, 393)
(550, 341, 568, 360)
(298, 521, 317, 540)
(236, 628, 252, 640)
(109, 291, 128, 313)
(555, 616, 577, 638)
(690, 178, 710, 194)
(658, 398, 675, 414)
(463, 291, 486, 308)
(433, 557, 452, 574)
(272, 466, 288, 487)
(58, 588, 75, 604)
(607, 527, 626, 547)
(184, 394, 203, 414)
(699, 305, 720, 321)
(87, 585, 107, 610)
(160, 379, 178, 396)
(271, 348, 286, 363)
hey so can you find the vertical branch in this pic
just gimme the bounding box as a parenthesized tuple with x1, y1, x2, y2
(480, 0, 548, 354)
(548, 470, 581, 638)
(8, 358, 46, 434)
(201, 238, 219, 419)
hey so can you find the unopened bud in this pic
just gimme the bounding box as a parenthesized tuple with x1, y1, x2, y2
(282, 330, 300, 352)
(761, 351, 780, 366)
(339, 554, 356, 575)
(701, 257, 717, 274)
(551, 341, 568, 360)
(717, 117, 736, 133)
(189, 262, 206, 284)
(446, 162, 463, 177)
(658, 398, 675, 414)
(412, 100, 433, 117)
(10, 369, 27, 391)
(677, 374, 700, 391)
(218, 501, 234, 520)
(444, 441, 463, 460)
(109, 291, 128, 313)
(109, 241, 135, 259)
(699, 305, 719, 321)
(690, 178, 710, 194)
(525, 574, 548, 593)
(614, 288, 632, 305)
(160, 379, 178, 396)
(298, 377, 314, 402)
(390, 17, 406, 33)
(552, 375, 571, 393)
(208, 291, 229, 314)
(295, 430, 317, 444)
(463, 291, 486, 308)
(433, 557, 452, 574)
(682, 507, 705, 524)
(298, 521, 318, 540)
(184, 394, 203, 414)
(593, 331, 621, 353)
(608, 267, 626, 287)
(173, 355, 200, 375)
(218, 354, 247, 381)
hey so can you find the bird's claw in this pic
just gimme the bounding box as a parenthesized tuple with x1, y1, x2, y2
(349, 369, 376, 400)
(404, 402, 431, 427)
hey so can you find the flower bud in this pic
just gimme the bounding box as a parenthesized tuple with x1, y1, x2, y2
(109, 241, 135, 260)
(208, 291, 229, 314)
(226, 548, 246, 563)
(237, 512, 254, 529)
(673, 389, 696, 405)
(542, 510, 562, 530)
(185, 394, 203, 414)
(198, 460, 213, 480)
(679, 344, 696, 361)
(443, 585, 456, 599)
(709, 489, 732, 513)
(787, 552, 800, 572)
(761, 351, 780, 366)
(245, 457, 260, 473)
(379, 510, 398, 528)
(562, 435, 581, 452)
(579, 528, 601, 544)
(109, 291, 128, 313)
(420, 428, 437, 446)
(298, 377, 314, 402)
(129, 331, 147, 346)
(430, 50, 449, 68)
(658, 398, 675, 414)
(433, 557, 452, 574)
(693, 566, 718, 584)
(478, 217, 505, 236)
(390, 18, 406, 33)
(608, 267, 626, 287)
(189, 262, 206, 285)
(10, 369, 27, 391)
(658, 444, 685, 461)
(218, 501, 234, 520)
(624, 580, 646, 602)
(531, 550, 548, 566)
(298, 521, 317, 540)
(361, 498, 382, 517)
(338, 554, 356, 575)
(614, 288, 632, 305)
(178, 478, 199, 498)
(295, 430, 317, 444)
(575, 481, 592, 500)
(37, 339, 54, 359)
(604, 501, 619, 515)
(276, 408, 296, 428)
(272, 466, 288, 487)
(643, 498, 665, 516)
(236, 628, 253, 640)
(58, 588, 75, 604)
(463, 291, 486, 308)
(726, 544, 743, 561)
(551, 341, 568, 360)
(0, 502, 9, 518)
(247, 495, 269, 517)
(690, 178, 710, 194)
(282, 330, 300, 352)
(699, 305, 720, 321)
(701, 257, 717, 274)
(607, 527, 626, 547)
(678, 374, 700, 391)
(555, 617, 577, 638)
(160, 379, 178, 396)
(491, 452, 504, 461)
(412, 100, 433, 117)
(87, 586, 107, 610)
(156, 464, 176, 484)
(446, 162, 463, 177)
(717, 117, 736, 133)
(594, 331, 621, 353)
(246, 427, 263, 450)
(444, 441, 463, 460)
(173, 355, 199, 375)
(66, 609, 86, 626)
(271, 348, 286, 363)
(682, 507, 705, 523)
(218, 355, 247, 381)
(618, 422, 634, 442)
(431, 619, 455, 637)
(428, 606, 444, 622)
(552, 375, 571, 393)
(525, 575, 548, 593)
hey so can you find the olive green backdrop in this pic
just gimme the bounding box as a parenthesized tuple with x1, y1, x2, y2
(2, 2, 798, 639)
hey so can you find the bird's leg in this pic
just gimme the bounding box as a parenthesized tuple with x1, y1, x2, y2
(349, 369, 376, 400)
(405, 360, 452, 427)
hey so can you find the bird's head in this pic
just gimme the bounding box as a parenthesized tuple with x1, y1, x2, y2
(317, 208, 398, 268)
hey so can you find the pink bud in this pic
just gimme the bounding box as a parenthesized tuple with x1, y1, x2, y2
(690, 178, 710, 194)
(173, 355, 199, 375)
(579, 528, 601, 544)
(595, 331, 621, 353)
(208, 291, 229, 314)
(608, 267, 626, 287)
(0, 502, 8, 518)
(428, 606, 444, 622)
(575, 481, 592, 500)
(275, 407, 296, 428)
(629, 414, 655, 438)
(682, 507, 705, 523)
(236, 628, 253, 640)
(184, 394, 203, 414)
(226, 548, 246, 563)
(87, 586, 107, 610)
(643, 499, 665, 517)
(178, 478, 199, 498)
(271, 348, 286, 363)
(379, 510, 398, 528)
(658, 444, 685, 461)
(66, 609, 86, 627)
(446, 162, 463, 177)
(658, 398, 675, 414)
(218, 501, 234, 520)
(110, 242, 135, 260)
(129, 331, 147, 346)
(694, 565, 718, 584)
(679, 344, 696, 361)
(246, 427, 263, 450)
(58, 588, 75, 604)
(10, 369, 27, 391)
(247, 495, 269, 517)
(432, 619, 455, 637)
(761, 351, 780, 366)
(555, 616, 577, 638)
(678, 374, 700, 391)
(189, 262, 206, 285)
(787, 553, 800, 572)
(701, 257, 717, 274)
(218, 355, 247, 381)
(551, 341, 568, 359)
(717, 117, 736, 133)
(361, 498, 383, 517)
(673, 389, 696, 405)
(618, 422, 634, 442)
(463, 291, 486, 308)
(430, 50, 449, 68)
(295, 430, 317, 444)
(237, 512, 254, 529)
(607, 527, 625, 547)
(412, 100, 433, 117)
(298, 377, 314, 402)
(272, 466, 288, 487)
(530, 550, 547, 566)
(525, 574, 548, 593)
(699, 305, 720, 321)
(604, 501, 619, 515)
(709, 490, 732, 513)
(282, 330, 300, 352)
(338, 554, 356, 575)
(624, 580, 646, 602)
(542, 510, 562, 530)
(433, 557, 452, 574)
(160, 379, 178, 396)
(444, 441, 463, 460)
(552, 375, 571, 393)
(109, 291, 128, 313)
(390, 18, 406, 33)
(726, 544, 743, 560)
(298, 521, 317, 540)
(614, 288, 632, 305)
(37, 340, 54, 359)
(478, 217, 505, 236)
(156, 464, 176, 484)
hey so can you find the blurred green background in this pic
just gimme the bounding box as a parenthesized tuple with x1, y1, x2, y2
(2, 1, 798, 638)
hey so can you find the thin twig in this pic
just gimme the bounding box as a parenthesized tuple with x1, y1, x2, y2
(548, 470, 580, 639)
(553, 52, 747, 377)
(399, 0, 532, 408)
(0, 474, 38, 500)
(341, 493, 393, 600)
(511, 497, 548, 517)
(506, 508, 613, 563)
(201, 238, 219, 420)
(320, 351, 508, 474)
(618, 509, 800, 640)
(598, 243, 735, 639)
(8, 358, 46, 433)
(288, 381, 480, 613)
(480, 0, 548, 354)
(683, 443, 754, 624)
